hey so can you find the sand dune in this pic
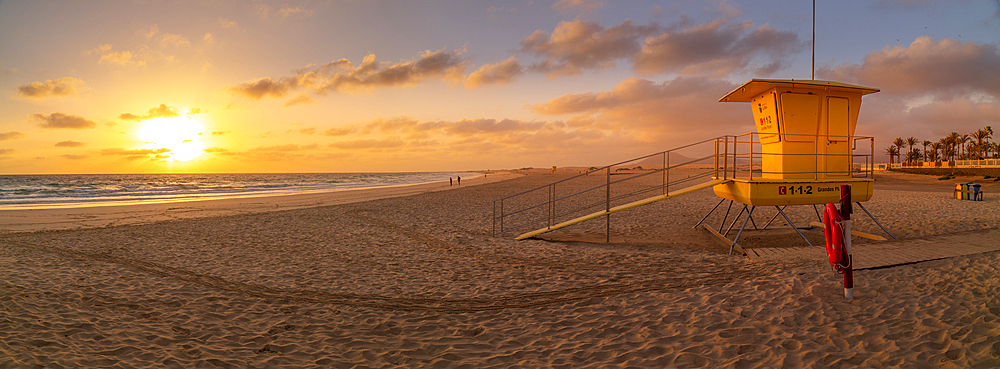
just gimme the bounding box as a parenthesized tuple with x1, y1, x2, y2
(2, 170, 999, 367)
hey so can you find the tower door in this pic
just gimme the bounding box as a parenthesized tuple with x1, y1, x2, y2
(825, 97, 851, 177)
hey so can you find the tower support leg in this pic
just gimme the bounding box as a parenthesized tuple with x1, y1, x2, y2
(775, 206, 813, 246)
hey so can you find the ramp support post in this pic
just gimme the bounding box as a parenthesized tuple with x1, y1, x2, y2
(606, 166, 611, 243)
(718, 200, 734, 233)
(693, 198, 727, 229)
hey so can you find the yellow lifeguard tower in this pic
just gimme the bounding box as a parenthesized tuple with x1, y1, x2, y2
(491, 79, 896, 251)
(697, 79, 895, 253)
(713, 79, 878, 206)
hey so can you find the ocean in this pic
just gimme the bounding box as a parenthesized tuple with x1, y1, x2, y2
(0, 172, 474, 208)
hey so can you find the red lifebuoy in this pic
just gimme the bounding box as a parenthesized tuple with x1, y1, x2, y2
(824, 203, 843, 266)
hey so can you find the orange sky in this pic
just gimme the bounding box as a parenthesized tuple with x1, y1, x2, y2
(1, 0, 998, 174)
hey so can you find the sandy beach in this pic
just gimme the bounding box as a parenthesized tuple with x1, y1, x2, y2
(2, 169, 1000, 368)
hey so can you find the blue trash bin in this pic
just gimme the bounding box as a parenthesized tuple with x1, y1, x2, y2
(971, 183, 982, 201)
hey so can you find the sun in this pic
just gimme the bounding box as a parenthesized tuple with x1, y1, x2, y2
(136, 116, 208, 162)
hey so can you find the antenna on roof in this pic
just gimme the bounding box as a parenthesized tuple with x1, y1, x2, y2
(812, 0, 815, 80)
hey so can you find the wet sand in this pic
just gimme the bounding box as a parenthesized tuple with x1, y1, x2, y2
(1, 169, 999, 368)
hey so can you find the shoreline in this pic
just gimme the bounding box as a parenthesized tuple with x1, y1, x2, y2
(0, 171, 521, 233)
(0, 173, 486, 211)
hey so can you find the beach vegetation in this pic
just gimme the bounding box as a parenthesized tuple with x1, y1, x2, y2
(889, 126, 996, 166)
(885, 145, 899, 166)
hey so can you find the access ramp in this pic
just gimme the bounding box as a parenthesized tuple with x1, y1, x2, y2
(493, 135, 745, 240)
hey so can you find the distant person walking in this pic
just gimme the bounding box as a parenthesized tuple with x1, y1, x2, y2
(450, 177, 453, 186)
(458, 176, 461, 185)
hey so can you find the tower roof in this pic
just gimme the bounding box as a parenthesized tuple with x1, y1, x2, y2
(719, 79, 880, 103)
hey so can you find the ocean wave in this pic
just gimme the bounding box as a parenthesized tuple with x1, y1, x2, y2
(0, 172, 472, 207)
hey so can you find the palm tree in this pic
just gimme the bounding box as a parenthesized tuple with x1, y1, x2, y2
(986, 126, 994, 158)
(943, 145, 957, 162)
(907, 148, 921, 164)
(946, 132, 960, 161)
(905, 137, 918, 164)
(930, 142, 942, 162)
(960, 134, 971, 160)
(922, 140, 931, 162)
(892, 137, 906, 165)
(885, 145, 898, 167)
(973, 129, 990, 159)
(939, 137, 951, 162)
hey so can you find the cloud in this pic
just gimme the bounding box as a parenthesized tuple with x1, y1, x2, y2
(100, 147, 171, 160)
(858, 95, 1000, 145)
(633, 20, 803, 77)
(0, 131, 25, 141)
(328, 138, 408, 150)
(520, 20, 659, 77)
(228, 48, 469, 99)
(100, 50, 141, 66)
(203, 33, 215, 45)
(143, 24, 160, 39)
(318, 115, 624, 165)
(31, 113, 97, 129)
(84, 44, 113, 56)
(818, 37, 1000, 99)
(60, 154, 89, 160)
(219, 18, 238, 29)
(0, 149, 13, 156)
(465, 57, 524, 88)
(902, 98, 1000, 132)
(158, 33, 191, 48)
(143, 24, 191, 48)
(518, 19, 801, 78)
(279, 6, 313, 19)
(229, 77, 292, 99)
(211, 130, 230, 136)
(530, 76, 746, 141)
(323, 116, 554, 143)
(16, 77, 86, 99)
(249, 143, 319, 152)
(55, 140, 85, 147)
(253, 1, 313, 20)
(254, 0, 273, 18)
(552, 0, 604, 14)
(284, 94, 316, 107)
(87, 44, 175, 67)
(119, 104, 183, 121)
(324, 126, 356, 136)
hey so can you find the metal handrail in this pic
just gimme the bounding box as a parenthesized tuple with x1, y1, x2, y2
(492, 132, 877, 237)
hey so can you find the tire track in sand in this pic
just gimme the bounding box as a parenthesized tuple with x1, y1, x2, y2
(4, 212, 769, 312)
